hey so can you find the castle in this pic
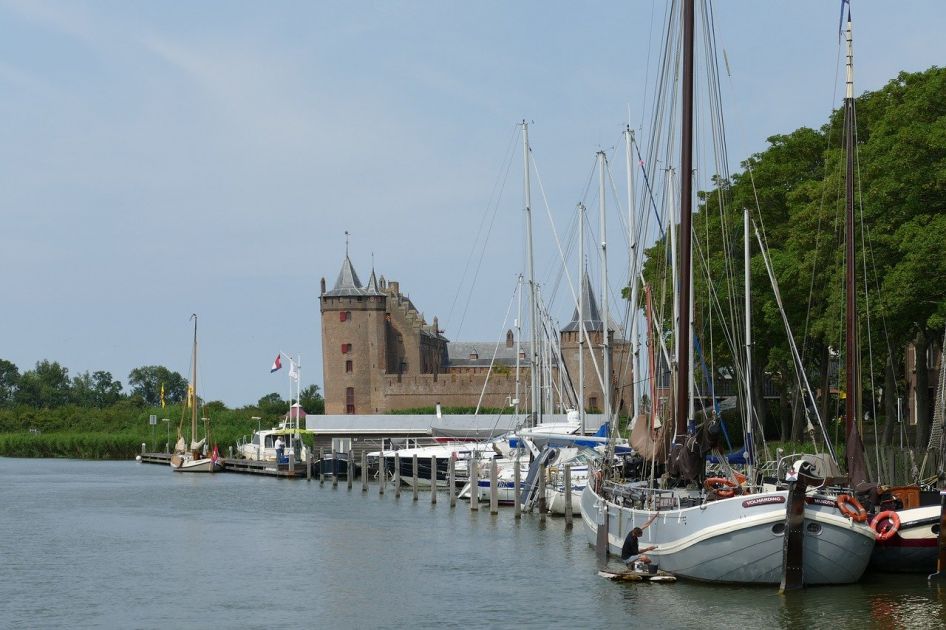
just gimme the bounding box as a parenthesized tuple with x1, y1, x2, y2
(319, 252, 633, 416)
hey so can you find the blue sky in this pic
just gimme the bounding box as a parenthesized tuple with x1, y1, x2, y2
(2, 1, 944, 407)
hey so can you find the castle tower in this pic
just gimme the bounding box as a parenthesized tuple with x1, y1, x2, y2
(560, 272, 619, 414)
(320, 254, 386, 414)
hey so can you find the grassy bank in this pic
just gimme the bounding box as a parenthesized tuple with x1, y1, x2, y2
(0, 403, 289, 459)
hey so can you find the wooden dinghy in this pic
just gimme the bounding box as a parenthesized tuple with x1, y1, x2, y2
(598, 564, 676, 583)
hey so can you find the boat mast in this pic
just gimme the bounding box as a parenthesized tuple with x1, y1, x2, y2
(744, 207, 754, 485)
(514, 274, 522, 417)
(598, 150, 611, 431)
(522, 121, 540, 427)
(578, 202, 586, 434)
(676, 0, 695, 442)
(191, 313, 198, 447)
(843, 11, 858, 450)
(625, 126, 641, 421)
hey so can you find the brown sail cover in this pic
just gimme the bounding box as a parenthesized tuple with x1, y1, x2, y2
(630, 413, 670, 461)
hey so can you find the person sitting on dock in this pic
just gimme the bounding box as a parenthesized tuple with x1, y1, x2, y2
(622, 513, 659, 567)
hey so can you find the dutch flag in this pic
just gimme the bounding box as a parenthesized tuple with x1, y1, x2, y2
(271, 354, 282, 373)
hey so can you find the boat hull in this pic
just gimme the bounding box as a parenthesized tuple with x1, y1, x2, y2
(868, 505, 940, 573)
(579, 484, 875, 585)
(170, 454, 224, 473)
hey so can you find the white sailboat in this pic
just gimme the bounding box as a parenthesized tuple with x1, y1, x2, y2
(579, 0, 875, 586)
(170, 314, 224, 473)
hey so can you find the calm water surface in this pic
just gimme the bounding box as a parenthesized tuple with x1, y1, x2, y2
(1, 458, 945, 629)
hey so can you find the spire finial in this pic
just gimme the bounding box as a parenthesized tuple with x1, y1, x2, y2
(345, 230, 350, 257)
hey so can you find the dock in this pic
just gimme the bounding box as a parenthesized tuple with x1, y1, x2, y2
(138, 452, 316, 478)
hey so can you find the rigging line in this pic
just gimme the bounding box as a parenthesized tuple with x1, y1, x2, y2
(444, 123, 519, 335)
(474, 278, 524, 418)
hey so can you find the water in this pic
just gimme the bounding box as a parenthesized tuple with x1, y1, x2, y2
(1, 458, 945, 629)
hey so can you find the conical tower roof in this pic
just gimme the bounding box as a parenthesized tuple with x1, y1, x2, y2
(365, 268, 382, 295)
(562, 271, 604, 332)
(325, 255, 366, 297)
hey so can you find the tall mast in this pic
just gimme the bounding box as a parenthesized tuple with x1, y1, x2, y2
(191, 313, 198, 446)
(625, 126, 641, 421)
(514, 274, 522, 417)
(843, 12, 864, 482)
(598, 150, 611, 429)
(676, 0, 695, 441)
(522, 121, 540, 426)
(578, 202, 586, 434)
(744, 207, 754, 484)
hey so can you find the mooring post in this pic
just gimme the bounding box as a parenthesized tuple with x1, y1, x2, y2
(394, 453, 401, 498)
(470, 452, 479, 512)
(564, 464, 573, 528)
(228, 446, 233, 459)
(448, 456, 456, 508)
(319, 448, 325, 486)
(361, 450, 368, 492)
(412, 454, 419, 501)
(141, 443, 146, 455)
(595, 501, 609, 570)
(306, 451, 312, 481)
(332, 449, 338, 487)
(378, 453, 386, 496)
(538, 463, 547, 523)
(490, 458, 499, 514)
(288, 450, 295, 476)
(514, 456, 522, 519)
(431, 455, 438, 505)
(347, 450, 353, 490)
(928, 489, 946, 581)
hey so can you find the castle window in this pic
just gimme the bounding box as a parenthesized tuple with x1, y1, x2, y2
(506, 330, 514, 348)
(339, 311, 347, 322)
(345, 387, 355, 414)
(346, 360, 353, 373)
(341, 343, 352, 354)
(588, 396, 598, 411)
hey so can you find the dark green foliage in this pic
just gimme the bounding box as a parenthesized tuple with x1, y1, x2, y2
(128, 366, 188, 406)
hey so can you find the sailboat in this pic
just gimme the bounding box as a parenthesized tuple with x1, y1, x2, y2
(578, 0, 875, 586)
(170, 314, 224, 473)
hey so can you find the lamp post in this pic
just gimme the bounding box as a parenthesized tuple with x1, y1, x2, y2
(162, 418, 170, 453)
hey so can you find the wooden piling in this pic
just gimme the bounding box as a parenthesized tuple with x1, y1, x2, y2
(332, 450, 338, 488)
(470, 452, 479, 512)
(379, 453, 385, 495)
(288, 451, 295, 475)
(538, 464, 546, 522)
(431, 455, 438, 504)
(306, 451, 312, 481)
(490, 458, 499, 514)
(319, 448, 325, 486)
(361, 450, 368, 492)
(394, 453, 401, 498)
(514, 456, 522, 519)
(564, 464, 573, 528)
(347, 450, 353, 490)
(412, 454, 419, 501)
(448, 456, 456, 508)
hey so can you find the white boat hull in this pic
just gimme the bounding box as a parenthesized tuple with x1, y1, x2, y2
(580, 484, 875, 585)
(170, 454, 224, 473)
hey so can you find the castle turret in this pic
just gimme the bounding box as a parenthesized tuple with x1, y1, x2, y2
(320, 253, 386, 414)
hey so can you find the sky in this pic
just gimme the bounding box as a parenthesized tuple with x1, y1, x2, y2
(2, 1, 944, 407)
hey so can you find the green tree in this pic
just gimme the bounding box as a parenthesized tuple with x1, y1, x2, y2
(15, 360, 72, 407)
(257, 392, 288, 417)
(0, 359, 20, 406)
(128, 366, 188, 407)
(299, 384, 325, 414)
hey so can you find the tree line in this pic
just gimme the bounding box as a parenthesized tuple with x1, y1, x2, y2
(640, 65, 945, 448)
(0, 358, 325, 416)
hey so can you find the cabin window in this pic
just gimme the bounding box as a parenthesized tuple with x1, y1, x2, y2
(345, 387, 355, 414)
(251, 434, 259, 446)
(346, 360, 353, 373)
(332, 438, 352, 452)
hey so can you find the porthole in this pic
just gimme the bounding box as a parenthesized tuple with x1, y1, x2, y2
(771, 523, 785, 535)
(806, 522, 823, 536)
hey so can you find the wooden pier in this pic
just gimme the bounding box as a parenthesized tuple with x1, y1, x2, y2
(138, 452, 314, 478)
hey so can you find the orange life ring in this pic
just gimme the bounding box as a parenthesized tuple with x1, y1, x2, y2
(836, 494, 868, 522)
(704, 477, 737, 498)
(870, 510, 901, 541)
